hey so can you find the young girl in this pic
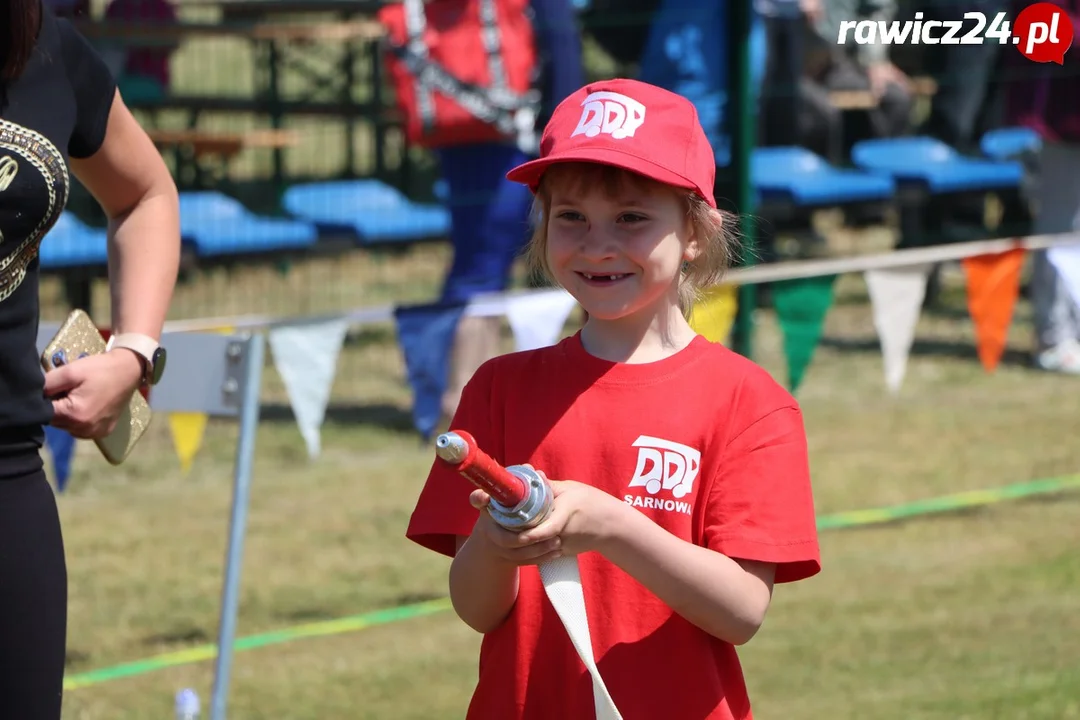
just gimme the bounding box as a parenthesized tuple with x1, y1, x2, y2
(406, 78, 821, 720)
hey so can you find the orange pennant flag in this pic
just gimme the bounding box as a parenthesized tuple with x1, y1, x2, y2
(961, 247, 1025, 373)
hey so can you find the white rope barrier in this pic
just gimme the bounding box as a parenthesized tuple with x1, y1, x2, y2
(160, 232, 1080, 335)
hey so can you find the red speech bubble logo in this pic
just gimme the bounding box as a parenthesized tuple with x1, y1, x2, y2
(1014, 2, 1074, 64)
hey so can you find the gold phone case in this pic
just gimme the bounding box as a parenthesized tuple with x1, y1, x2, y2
(40, 309, 153, 466)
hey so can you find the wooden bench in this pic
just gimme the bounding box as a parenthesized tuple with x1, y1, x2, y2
(148, 128, 299, 159)
(828, 76, 939, 111)
(74, 18, 384, 43)
(188, 0, 385, 22)
(148, 128, 301, 187)
(248, 20, 384, 42)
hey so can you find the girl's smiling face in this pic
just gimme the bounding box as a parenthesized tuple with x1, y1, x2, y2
(543, 166, 699, 325)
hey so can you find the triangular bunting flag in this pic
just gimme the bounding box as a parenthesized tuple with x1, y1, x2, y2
(865, 264, 931, 394)
(394, 302, 468, 441)
(44, 425, 76, 493)
(162, 325, 234, 472)
(962, 247, 1025, 373)
(506, 290, 578, 351)
(690, 284, 738, 344)
(268, 318, 350, 459)
(168, 412, 209, 475)
(1047, 243, 1080, 310)
(772, 275, 837, 393)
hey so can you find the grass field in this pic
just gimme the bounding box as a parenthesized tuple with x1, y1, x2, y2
(47, 10, 1080, 719)
(49, 245, 1080, 719)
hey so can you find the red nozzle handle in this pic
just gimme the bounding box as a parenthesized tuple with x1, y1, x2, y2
(435, 429, 528, 507)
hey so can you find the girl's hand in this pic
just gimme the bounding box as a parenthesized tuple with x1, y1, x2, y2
(516, 469, 625, 557)
(468, 489, 564, 567)
(44, 350, 144, 439)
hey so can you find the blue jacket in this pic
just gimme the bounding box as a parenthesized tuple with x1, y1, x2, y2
(637, 0, 767, 165)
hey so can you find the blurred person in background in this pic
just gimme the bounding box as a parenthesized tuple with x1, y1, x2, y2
(439, 0, 584, 420)
(803, 0, 914, 159)
(917, 0, 1008, 153)
(0, 0, 180, 715)
(1004, 0, 1080, 374)
(757, 0, 820, 149)
(915, 0, 1009, 230)
(102, 0, 179, 101)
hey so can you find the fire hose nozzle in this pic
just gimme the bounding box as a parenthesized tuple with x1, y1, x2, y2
(434, 432, 469, 464)
(434, 430, 553, 531)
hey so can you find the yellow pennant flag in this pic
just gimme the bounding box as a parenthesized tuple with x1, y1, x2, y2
(168, 412, 209, 474)
(165, 325, 236, 474)
(690, 284, 738, 344)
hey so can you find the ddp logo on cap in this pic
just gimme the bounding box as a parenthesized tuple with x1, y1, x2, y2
(506, 79, 719, 208)
(570, 91, 647, 140)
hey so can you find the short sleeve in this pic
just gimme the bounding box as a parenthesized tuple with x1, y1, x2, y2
(56, 18, 117, 159)
(405, 359, 501, 558)
(702, 404, 821, 584)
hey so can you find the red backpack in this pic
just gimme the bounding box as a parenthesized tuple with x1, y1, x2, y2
(377, 0, 541, 150)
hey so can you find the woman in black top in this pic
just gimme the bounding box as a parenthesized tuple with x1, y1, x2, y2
(1, 1, 180, 716)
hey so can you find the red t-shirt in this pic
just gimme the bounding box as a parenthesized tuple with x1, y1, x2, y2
(406, 332, 821, 720)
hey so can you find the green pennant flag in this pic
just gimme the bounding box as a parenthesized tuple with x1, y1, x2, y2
(771, 275, 837, 393)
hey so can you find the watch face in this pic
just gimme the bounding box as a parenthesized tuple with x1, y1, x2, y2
(150, 347, 167, 385)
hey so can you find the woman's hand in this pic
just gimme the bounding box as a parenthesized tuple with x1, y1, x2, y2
(43, 350, 144, 439)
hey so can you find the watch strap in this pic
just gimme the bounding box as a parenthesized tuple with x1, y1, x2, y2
(106, 333, 160, 384)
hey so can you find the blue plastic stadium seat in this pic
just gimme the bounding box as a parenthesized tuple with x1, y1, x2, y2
(179, 191, 318, 257)
(980, 127, 1042, 161)
(751, 147, 896, 206)
(38, 212, 109, 269)
(851, 136, 1023, 194)
(281, 180, 451, 245)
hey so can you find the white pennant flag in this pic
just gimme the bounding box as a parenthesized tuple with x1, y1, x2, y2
(506, 290, 578, 352)
(268, 317, 349, 459)
(1047, 242, 1080, 310)
(865, 264, 931, 394)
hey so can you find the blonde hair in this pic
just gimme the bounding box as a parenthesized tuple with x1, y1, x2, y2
(523, 163, 740, 317)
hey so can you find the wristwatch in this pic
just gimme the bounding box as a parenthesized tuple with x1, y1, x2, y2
(106, 333, 167, 387)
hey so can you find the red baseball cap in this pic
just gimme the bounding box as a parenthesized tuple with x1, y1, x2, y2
(506, 78, 717, 208)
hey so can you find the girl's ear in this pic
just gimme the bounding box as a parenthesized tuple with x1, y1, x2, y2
(682, 223, 702, 262)
(682, 198, 705, 262)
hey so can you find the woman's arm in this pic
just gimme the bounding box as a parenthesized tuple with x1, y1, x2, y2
(70, 90, 180, 349)
(45, 90, 180, 437)
(597, 501, 776, 646)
